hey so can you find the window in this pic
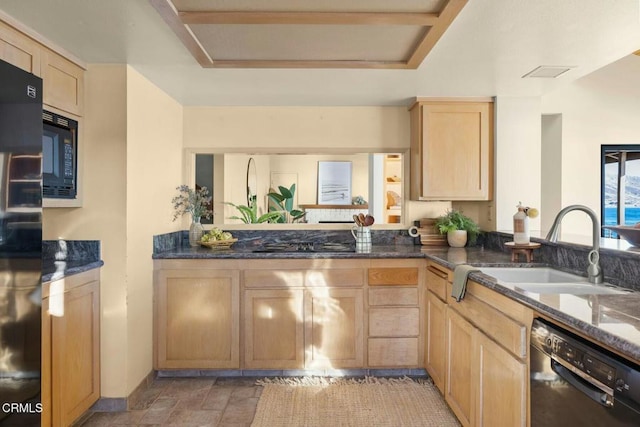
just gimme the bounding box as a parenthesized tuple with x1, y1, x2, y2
(601, 145, 640, 237)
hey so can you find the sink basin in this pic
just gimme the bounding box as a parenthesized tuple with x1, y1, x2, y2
(477, 267, 628, 295)
(478, 267, 585, 283)
(512, 283, 627, 295)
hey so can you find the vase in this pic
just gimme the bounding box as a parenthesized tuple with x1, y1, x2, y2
(189, 217, 204, 247)
(447, 230, 468, 248)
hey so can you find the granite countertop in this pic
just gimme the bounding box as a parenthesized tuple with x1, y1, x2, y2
(42, 259, 104, 283)
(422, 247, 640, 364)
(152, 244, 427, 259)
(153, 242, 640, 363)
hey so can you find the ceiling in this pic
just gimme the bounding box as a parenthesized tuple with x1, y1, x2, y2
(0, 0, 639, 106)
(149, 0, 467, 69)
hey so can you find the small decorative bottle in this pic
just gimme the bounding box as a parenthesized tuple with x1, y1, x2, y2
(513, 203, 530, 244)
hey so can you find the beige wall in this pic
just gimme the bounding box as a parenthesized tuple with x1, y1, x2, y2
(125, 67, 183, 393)
(43, 64, 129, 397)
(541, 55, 640, 235)
(43, 65, 183, 398)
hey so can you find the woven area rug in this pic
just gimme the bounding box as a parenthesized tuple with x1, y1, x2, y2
(251, 377, 460, 427)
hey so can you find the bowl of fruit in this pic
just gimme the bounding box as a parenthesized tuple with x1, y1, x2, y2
(198, 228, 237, 249)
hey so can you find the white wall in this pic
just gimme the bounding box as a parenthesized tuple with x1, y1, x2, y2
(541, 114, 563, 233)
(541, 55, 640, 235)
(494, 97, 542, 232)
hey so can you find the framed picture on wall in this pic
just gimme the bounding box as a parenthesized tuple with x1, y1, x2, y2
(317, 161, 352, 205)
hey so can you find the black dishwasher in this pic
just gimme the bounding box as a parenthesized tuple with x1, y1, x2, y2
(531, 318, 640, 426)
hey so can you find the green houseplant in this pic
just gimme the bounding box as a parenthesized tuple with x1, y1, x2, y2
(434, 209, 480, 247)
(225, 196, 282, 224)
(267, 184, 306, 223)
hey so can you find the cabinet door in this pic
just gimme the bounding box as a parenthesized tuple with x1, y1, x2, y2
(244, 289, 304, 369)
(51, 280, 100, 427)
(474, 331, 527, 427)
(415, 102, 492, 200)
(304, 288, 364, 368)
(0, 20, 41, 75)
(425, 291, 447, 393)
(445, 308, 474, 427)
(155, 269, 240, 369)
(42, 49, 84, 116)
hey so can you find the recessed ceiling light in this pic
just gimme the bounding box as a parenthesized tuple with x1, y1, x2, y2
(522, 66, 575, 78)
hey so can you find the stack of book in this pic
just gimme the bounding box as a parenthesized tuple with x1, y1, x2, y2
(414, 218, 447, 246)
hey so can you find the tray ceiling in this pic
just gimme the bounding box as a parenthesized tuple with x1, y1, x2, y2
(149, 0, 467, 68)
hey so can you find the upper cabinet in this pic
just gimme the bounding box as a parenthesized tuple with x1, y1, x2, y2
(41, 48, 84, 116)
(0, 20, 40, 75)
(409, 99, 494, 201)
(0, 18, 84, 117)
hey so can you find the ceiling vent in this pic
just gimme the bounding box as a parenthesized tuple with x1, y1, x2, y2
(522, 66, 575, 78)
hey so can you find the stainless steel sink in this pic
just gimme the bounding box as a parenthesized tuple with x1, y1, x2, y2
(478, 267, 628, 295)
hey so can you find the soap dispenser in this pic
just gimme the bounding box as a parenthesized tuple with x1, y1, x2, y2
(513, 202, 530, 244)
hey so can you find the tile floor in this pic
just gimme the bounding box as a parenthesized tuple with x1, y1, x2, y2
(77, 377, 262, 427)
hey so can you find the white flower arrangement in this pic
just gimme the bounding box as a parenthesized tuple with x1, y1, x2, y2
(171, 185, 212, 222)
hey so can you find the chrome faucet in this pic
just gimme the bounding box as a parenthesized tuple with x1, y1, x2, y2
(545, 205, 604, 284)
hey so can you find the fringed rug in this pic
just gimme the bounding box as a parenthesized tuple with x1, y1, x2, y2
(251, 376, 460, 427)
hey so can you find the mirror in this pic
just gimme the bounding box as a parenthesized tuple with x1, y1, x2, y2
(246, 157, 257, 205)
(190, 151, 406, 226)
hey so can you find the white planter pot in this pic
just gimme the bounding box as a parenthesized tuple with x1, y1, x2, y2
(447, 230, 468, 248)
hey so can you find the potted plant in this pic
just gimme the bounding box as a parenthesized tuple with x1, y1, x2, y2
(434, 209, 480, 248)
(171, 185, 212, 247)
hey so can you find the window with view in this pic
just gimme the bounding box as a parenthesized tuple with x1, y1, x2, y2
(601, 145, 640, 238)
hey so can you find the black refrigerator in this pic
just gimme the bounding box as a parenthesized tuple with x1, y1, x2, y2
(0, 59, 43, 426)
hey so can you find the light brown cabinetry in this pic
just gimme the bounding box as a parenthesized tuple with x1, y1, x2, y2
(0, 20, 40, 75)
(243, 261, 365, 369)
(447, 279, 531, 427)
(409, 99, 493, 201)
(42, 268, 101, 427)
(424, 262, 531, 427)
(0, 18, 84, 116)
(41, 48, 84, 116)
(367, 261, 423, 367)
(154, 265, 240, 369)
(305, 288, 364, 368)
(424, 263, 449, 393)
(244, 288, 304, 369)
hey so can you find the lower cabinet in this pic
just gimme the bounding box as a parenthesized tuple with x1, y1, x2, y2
(42, 268, 101, 427)
(243, 289, 305, 369)
(305, 288, 364, 369)
(154, 266, 240, 369)
(154, 259, 423, 371)
(243, 288, 364, 369)
(425, 261, 531, 427)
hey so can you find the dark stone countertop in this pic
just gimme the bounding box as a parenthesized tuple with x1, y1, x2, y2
(153, 242, 640, 363)
(422, 247, 640, 364)
(42, 240, 103, 282)
(152, 244, 427, 259)
(42, 260, 104, 283)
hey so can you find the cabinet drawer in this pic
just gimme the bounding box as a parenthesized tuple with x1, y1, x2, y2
(368, 268, 418, 286)
(368, 338, 419, 367)
(369, 307, 419, 337)
(426, 264, 449, 301)
(244, 269, 364, 288)
(369, 287, 418, 306)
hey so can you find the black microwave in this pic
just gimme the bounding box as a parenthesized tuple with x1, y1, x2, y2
(42, 110, 77, 199)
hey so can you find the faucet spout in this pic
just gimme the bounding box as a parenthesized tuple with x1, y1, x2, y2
(545, 205, 604, 284)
